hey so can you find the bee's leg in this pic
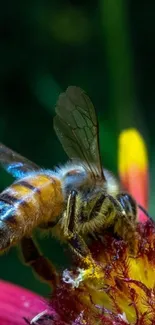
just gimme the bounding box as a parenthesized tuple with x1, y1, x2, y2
(85, 192, 136, 253)
(23, 311, 54, 325)
(63, 190, 78, 237)
(113, 193, 137, 253)
(116, 193, 137, 223)
(63, 190, 92, 262)
(67, 232, 91, 260)
(97, 193, 137, 253)
(20, 237, 59, 289)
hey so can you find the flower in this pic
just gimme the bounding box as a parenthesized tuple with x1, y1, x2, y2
(0, 128, 153, 325)
(51, 218, 155, 325)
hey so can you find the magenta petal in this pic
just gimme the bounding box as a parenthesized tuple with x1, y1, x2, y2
(0, 280, 53, 325)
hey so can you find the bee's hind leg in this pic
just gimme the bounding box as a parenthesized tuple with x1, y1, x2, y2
(20, 237, 59, 289)
(63, 190, 92, 264)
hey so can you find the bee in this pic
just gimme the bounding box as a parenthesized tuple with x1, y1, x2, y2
(0, 86, 143, 288)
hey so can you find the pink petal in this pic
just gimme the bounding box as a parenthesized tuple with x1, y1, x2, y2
(0, 280, 52, 325)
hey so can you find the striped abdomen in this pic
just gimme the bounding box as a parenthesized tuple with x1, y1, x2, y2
(0, 173, 64, 251)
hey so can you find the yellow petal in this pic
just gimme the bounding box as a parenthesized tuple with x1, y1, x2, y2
(118, 129, 149, 222)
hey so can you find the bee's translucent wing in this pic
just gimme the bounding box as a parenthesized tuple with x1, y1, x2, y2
(54, 86, 105, 181)
(0, 143, 40, 178)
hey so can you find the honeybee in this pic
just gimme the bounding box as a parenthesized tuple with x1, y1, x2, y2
(0, 87, 142, 287)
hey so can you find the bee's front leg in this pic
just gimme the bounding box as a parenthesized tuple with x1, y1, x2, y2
(88, 193, 137, 254)
(20, 237, 59, 289)
(102, 193, 137, 254)
(116, 193, 138, 223)
(115, 193, 137, 254)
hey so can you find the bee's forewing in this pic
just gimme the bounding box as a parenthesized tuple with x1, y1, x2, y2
(54, 86, 105, 181)
(0, 143, 40, 178)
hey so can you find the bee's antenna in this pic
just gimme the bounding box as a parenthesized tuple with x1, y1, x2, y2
(138, 204, 151, 219)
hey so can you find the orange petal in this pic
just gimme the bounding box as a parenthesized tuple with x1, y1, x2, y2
(118, 129, 149, 222)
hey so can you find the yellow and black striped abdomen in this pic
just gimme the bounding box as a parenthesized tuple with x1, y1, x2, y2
(0, 172, 64, 252)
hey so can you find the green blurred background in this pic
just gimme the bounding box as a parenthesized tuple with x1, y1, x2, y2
(0, 0, 154, 296)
